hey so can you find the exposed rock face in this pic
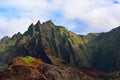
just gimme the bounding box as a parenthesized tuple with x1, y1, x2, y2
(23, 20, 90, 66)
(0, 20, 89, 67)
(0, 20, 120, 72)
(0, 56, 106, 80)
(0, 36, 10, 43)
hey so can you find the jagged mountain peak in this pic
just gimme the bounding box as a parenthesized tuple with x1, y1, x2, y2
(46, 20, 54, 24)
(42, 20, 56, 29)
(24, 20, 56, 37)
(0, 20, 120, 75)
(35, 20, 55, 27)
(0, 36, 10, 44)
(43, 20, 54, 24)
(36, 20, 41, 24)
(11, 32, 22, 40)
(109, 26, 120, 34)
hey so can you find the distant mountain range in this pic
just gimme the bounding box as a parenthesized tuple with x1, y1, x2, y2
(0, 20, 120, 80)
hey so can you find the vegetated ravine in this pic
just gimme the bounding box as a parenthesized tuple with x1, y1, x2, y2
(0, 20, 120, 80)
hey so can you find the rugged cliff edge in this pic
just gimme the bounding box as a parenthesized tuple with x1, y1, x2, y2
(0, 20, 120, 73)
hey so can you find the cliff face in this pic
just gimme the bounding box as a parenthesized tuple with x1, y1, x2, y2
(22, 20, 90, 66)
(2, 20, 89, 67)
(0, 36, 10, 44)
(0, 20, 120, 72)
(83, 26, 120, 71)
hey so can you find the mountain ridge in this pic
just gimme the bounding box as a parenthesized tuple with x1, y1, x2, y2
(0, 20, 120, 72)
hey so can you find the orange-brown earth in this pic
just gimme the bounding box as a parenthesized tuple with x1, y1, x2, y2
(0, 56, 107, 80)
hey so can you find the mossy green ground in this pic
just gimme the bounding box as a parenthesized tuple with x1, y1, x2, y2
(15, 56, 36, 66)
(21, 56, 35, 64)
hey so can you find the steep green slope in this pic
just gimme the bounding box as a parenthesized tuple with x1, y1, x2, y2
(0, 20, 120, 72)
(23, 20, 91, 66)
(0, 20, 91, 70)
(0, 32, 22, 69)
(82, 26, 120, 71)
(91, 26, 120, 71)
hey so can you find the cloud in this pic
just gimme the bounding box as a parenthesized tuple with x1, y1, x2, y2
(0, 16, 33, 38)
(0, 0, 120, 38)
(61, 0, 120, 32)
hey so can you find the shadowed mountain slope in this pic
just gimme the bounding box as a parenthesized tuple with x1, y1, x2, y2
(0, 20, 120, 72)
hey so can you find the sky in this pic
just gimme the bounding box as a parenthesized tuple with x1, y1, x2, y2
(0, 0, 120, 38)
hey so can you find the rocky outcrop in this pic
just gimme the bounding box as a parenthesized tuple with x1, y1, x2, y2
(0, 36, 10, 43)
(22, 20, 90, 66)
(0, 20, 120, 72)
(0, 56, 107, 80)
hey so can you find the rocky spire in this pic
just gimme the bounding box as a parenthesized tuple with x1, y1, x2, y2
(34, 20, 42, 32)
(0, 36, 10, 43)
(24, 23, 35, 36)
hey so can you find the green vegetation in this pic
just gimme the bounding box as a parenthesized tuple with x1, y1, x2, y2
(0, 20, 120, 73)
(49, 56, 66, 67)
(0, 64, 7, 70)
(20, 56, 35, 65)
(0, 32, 22, 70)
(17, 36, 31, 46)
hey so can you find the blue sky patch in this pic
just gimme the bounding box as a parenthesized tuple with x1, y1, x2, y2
(113, 0, 120, 4)
(72, 18, 88, 27)
(0, 7, 21, 19)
